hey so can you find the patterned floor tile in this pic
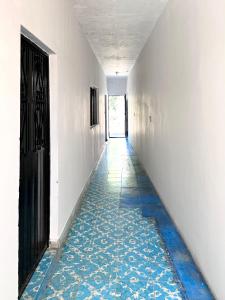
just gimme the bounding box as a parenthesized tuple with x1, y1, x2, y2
(21, 139, 213, 299)
(21, 250, 56, 300)
(37, 139, 183, 300)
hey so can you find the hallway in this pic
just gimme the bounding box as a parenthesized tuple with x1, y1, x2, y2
(1, 1, 225, 299)
(22, 139, 212, 299)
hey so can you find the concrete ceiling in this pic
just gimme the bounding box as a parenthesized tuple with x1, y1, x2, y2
(73, 0, 168, 75)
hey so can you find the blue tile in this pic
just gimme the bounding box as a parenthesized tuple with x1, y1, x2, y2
(22, 139, 213, 299)
(20, 250, 56, 299)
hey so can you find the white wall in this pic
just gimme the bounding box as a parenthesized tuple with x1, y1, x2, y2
(107, 76, 127, 96)
(0, 1, 20, 299)
(0, 0, 106, 298)
(127, 0, 225, 298)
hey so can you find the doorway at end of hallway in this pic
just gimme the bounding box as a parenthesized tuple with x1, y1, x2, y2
(109, 95, 128, 138)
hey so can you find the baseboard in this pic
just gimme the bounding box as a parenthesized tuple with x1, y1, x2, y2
(49, 143, 106, 250)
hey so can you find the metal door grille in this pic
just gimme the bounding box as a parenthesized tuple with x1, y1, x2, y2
(19, 36, 50, 297)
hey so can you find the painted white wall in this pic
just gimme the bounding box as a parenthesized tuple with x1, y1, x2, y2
(0, 0, 106, 298)
(107, 76, 127, 96)
(127, 0, 225, 298)
(0, 1, 20, 299)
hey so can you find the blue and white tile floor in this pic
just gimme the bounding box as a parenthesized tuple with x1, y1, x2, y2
(21, 138, 213, 299)
(21, 250, 56, 300)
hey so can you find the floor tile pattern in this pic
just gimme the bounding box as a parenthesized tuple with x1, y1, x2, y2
(21, 250, 56, 300)
(39, 140, 184, 299)
(21, 139, 213, 299)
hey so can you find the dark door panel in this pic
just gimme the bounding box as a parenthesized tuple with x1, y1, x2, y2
(125, 94, 128, 138)
(19, 36, 50, 297)
(105, 95, 108, 141)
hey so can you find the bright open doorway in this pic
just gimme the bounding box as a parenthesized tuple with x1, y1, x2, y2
(109, 95, 126, 138)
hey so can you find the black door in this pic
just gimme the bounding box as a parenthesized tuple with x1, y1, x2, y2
(125, 94, 128, 138)
(19, 36, 50, 297)
(105, 95, 108, 141)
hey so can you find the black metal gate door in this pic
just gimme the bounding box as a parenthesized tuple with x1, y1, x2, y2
(105, 95, 108, 141)
(125, 94, 128, 138)
(19, 36, 50, 296)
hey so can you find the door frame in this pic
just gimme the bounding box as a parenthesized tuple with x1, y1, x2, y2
(105, 94, 108, 141)
(19, 34, 50, 296)
(21, 27, 59, 246)
(108, 95, 126, 138)
(125, 94, 128, 138)
(19, 27, 59, 296)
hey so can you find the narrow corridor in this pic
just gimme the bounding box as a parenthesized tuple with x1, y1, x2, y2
(1, 1, 225, 299)
(22, 139, 212, 299)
